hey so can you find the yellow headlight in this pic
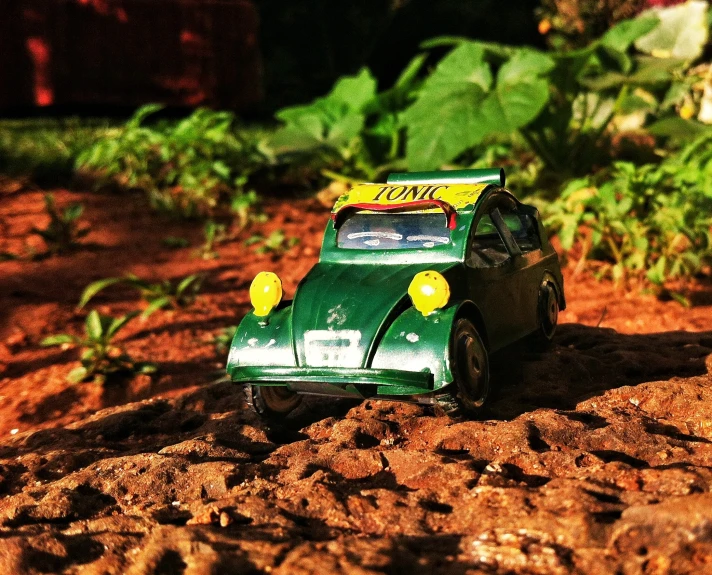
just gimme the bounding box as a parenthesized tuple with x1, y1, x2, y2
(249, 271, 283, 317)
(408, 271, 450, 316)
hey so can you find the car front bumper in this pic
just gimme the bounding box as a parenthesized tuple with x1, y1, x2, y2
(229, 365, 434, 397)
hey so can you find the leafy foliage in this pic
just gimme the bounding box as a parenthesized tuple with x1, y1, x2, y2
(78, 273, 203, 317)
(198, 221, 228, 260)
(76, 105, 267, 218)
(403, 45, 554, 170)
(0, 118, 111, 184)
(213, 326, 237, 354)
(544, 134, 712, 286)
(41, 310, 156, 384)
(269, 3, 708, 178)
(32, 193, 89, 254)
(269, 61, 423, 180)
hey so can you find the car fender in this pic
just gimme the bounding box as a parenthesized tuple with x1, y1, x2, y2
(370, 302, 466, 392)
(226, 304, 296, 379)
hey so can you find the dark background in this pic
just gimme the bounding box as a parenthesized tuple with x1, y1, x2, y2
(0, 0, 542, 117)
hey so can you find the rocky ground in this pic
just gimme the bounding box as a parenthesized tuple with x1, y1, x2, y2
(1, 184, 711, 574)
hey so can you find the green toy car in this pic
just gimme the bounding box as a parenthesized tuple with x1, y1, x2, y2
(227, 169, 565, 418)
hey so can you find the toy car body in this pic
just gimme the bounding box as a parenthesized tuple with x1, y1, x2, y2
(227, 169, 565, 418)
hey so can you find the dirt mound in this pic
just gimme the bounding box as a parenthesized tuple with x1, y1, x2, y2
(1, 323, 711, 574)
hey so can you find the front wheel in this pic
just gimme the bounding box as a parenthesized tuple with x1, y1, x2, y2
(436, 318, 490, 418)
(245, 384, 301, 420)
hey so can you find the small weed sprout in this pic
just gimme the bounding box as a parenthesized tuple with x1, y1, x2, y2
(41, 310, 156, 384)
(32, 193, 89, 254)
(198, 221, 228, 260)
(78, 273, 204, 316)
(231, 190, 266, 231)
(245, 229, 299, 255)
(213, 325, 237, 354)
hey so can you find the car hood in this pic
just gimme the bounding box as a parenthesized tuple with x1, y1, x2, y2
(291, 261, 458, 368)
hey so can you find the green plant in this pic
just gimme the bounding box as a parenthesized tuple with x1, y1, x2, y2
(78, 273, 203, 316)
(544, 134, 712, 287)
(230, 189, 266, 230)
(245, 229, 299, 255)
(269, 3, 708, 178)
(76, 105, 267, 218)
(32, 193, 89, 254)
(0, 118, 111, 184)
(269, 61, 422, 181)
(198, 221, 228, 260)
(41, 310, 156, 383)
(213, 325, 237, 354)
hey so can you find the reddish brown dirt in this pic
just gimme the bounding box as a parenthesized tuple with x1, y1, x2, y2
(1, 184, 711, 574)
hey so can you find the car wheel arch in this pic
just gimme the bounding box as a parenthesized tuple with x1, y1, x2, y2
(540, 271, 565, 310)
(454, 301, 489, 351)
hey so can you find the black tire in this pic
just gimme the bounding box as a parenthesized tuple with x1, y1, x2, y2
(245, 384, 301, 420)
(533, 281, 559, 347)
(436, 318, 490, 418)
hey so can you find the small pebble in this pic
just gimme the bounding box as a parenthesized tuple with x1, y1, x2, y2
(220, 512, 232, 527)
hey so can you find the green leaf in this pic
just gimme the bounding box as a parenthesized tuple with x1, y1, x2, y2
(107, 312, 139, 338)
(67, 366, 89, 384)
(41, 334, 77, 347)
(328, 68, 377, 112)
(78, 277, 124, 309)
(601, 16, 660, 54)
(85, 310, 104, 341)
(127, 104, 164, 130)
(63, 204, 84, 222)
(141, 296, 172, 318)
(402, 42, 493, 170)
(646, 255, 667, 285)
(327, 114, 365, 148)
(136, 362, 158, 374)
(393, 53, 427, 91)
(480, 50, 554, 133)
(421, 37, 518, 59)
(635, 1, 708, 60)
(176, 274, 200, 298)
(403, 44, 554, 170)
(244, 235, 264, 246)
(647, 117, 710, 140)
(670, 292, 691, 307)
(557, 217, 579, 251)
(212, 161, 231, 180)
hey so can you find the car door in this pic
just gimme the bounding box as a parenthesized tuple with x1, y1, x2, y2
(465, 198, 539, 351)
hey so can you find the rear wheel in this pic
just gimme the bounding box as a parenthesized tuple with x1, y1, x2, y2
(533, 281, 559, 346)
(245, 384, 301, 420)
(436, 318, 490, 418)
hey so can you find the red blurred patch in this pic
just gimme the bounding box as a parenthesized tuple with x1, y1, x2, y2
(26, 36, 53, 106)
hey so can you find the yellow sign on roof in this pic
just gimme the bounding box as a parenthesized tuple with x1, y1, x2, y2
(332, 182, 488, 213)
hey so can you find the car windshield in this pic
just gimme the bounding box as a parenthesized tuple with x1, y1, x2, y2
(337, 212, 451, 250)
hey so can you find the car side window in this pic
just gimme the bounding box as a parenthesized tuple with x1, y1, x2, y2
(511, 212, 541, 253)
(467, 212, 511, 267)
(467, 207, 541, 268)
